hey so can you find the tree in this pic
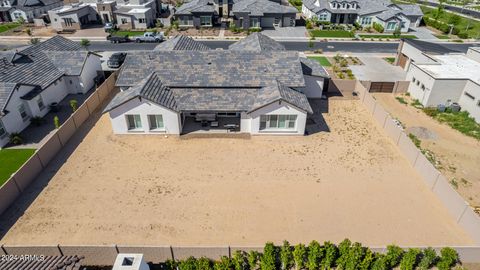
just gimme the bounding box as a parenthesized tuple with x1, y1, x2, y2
(345, 243, 364, 270)
(400, 249, 420, 270)
(448, 14, 461, 25)
(215, 256, 233, 270)
(437, 248, 458, 270)
(26, 27, 32, 36)
(335, 239, 352, 269)
(197, 257, 213, 270)
(179, 257, 198, 270)
(80, 38, 91, 49)
(359, 249, 374, 270)
(293, 244, 307, 270)
(385, 245, 404, 269)
(248, 251, 261, 270)
(261, 242, 277, 270)
(321, 242, 337, 270)
(280, 241, 293, 270)
(418, 248, 437, 270)
(233, 251, 248, 270)
(307, 241, 323, 270)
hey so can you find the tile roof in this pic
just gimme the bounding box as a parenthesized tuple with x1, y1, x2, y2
(0, 255, 83, 270)
(250, 81, 313, 113)
(175, 0, 217, 15)
(0, 82, 16, 113)
(43, 51, 89, 76)
(116, 50, 305, 88)
(154, 35, 212, 51)
(375, 9, 402, 21)
(228, 33, 286, 51)
(232, 0, 298, 15)
(0, 51, 17, 63)
(403, 39, 460, 55)
(302, 0, 422, 17)
(397, 4, 423, 16)
(299, 58, 330, 78)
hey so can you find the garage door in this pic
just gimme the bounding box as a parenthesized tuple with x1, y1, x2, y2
(369, 82, 395, 93)
(261, 17, 275, 28)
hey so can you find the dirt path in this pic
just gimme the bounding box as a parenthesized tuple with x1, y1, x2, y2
(0, 99, 473, 246)
(374, 93, 480, 210)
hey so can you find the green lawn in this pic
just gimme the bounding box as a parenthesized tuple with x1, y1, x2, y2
(358, 34, 417, 39)
(113, 30, 146, 37)
(384, 57, 396, 64)
(309, 30, 354, 38)
(421, 6, 480, 39)
(307, 56, 332, 67)
(0, 149, 36, 187)
(0, 23, 20, 34)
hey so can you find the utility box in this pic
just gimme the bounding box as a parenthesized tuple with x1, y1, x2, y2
(112, 254, 150, 270)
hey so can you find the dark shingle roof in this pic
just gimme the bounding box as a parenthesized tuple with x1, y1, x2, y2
(232, 0, 298, 15)
(300, 58, 330, 78)
(43, 51, 89, 76)
(228, 33, 286, 51)
(0, 255, 83, 270)
(116, 50, 305, 88)
(154, 35, 211, 51)
(403, 39, 460, 55)
(0, 82, 16, 113)
(175, 0, 217, 15)
(250, 81, 313, 113)
(397, 4, 423, 16)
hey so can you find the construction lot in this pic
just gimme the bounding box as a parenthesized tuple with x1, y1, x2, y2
(0, 99, 473, 246)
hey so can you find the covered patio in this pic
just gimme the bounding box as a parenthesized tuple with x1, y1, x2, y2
(181, 112, 241, 134)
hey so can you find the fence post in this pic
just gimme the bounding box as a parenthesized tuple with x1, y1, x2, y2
(115, 245, 119, 254)
(10, 176, 23, 193)
(57, 244, 64, 256)
(36, 153, 45, 169)
(170, 246, 175, 261)
(1, 245, 6, 255)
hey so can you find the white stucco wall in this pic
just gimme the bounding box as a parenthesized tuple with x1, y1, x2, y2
(406, 64, 436, 106)
(248, 101, 307, 135)
(466, 48, 480, 63)
(401, 42, 438, 71)
(80, 54, 102, 93)
(302, 75, 325, 98)
(108, 97, 182, 134)
(458, 80, 480, 123)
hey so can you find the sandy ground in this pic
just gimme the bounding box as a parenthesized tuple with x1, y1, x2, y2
(374, 93, 480, 211)
(0, 99, 473, 246)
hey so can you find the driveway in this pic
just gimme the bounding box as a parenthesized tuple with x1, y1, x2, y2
(350, 56, 407, 82)
(261, 27, 308, 38)
(409, 27, 438, 40)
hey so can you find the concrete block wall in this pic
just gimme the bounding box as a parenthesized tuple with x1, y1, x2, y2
(172, 247, 229, 260)
(0, 179, 21, 215)
(117, 246, 172, 263)
(61, 245, 118, 265)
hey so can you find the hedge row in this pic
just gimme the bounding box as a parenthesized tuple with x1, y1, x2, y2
(423, 17, 469, 39)
(163, 240, 460, 270)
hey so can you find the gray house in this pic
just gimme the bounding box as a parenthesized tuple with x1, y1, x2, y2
(174, 0, 297, 29)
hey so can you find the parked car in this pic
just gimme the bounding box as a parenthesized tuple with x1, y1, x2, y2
(107, 52, 127, 68)
(133, 32, 164, 43)
(107, 34, 130, 43)
(104, 23, 117, 32)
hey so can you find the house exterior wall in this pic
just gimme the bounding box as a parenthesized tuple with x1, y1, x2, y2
(458, 80, 480, 123)
(79, 54, 102, 94)
(302, 75, 325, 98)
(466, 48, 480, 63)
(406, 64, 436, 106)
(116, 14, 133, 29)
(108, 97, 182, 135)
(400, 41, 438, 71)
(10, 1, 62, 22)
(248, 101, 307, 135)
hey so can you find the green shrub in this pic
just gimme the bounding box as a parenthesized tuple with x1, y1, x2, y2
(335, 239, 352, 269)
(248, 251, 261, 270)
(280, 241, 293, 270)
(437, 248, 458, 270)
(418, 248, 437, 270)
(54, 116, 60, 129)
(385, 245, 404, 269)
(261, 242, 278, 270)
(448, 14, 461, 25)
(345, 243, 364, 270)
(180, 257, 198, 270)
(400, 248, 421, 270)
(293, 244, 307, 270)
(408, 133, 421, 148)
(306, 20, 313, 29)
(215, 256, 233, 270)
(321, 241, 337, 270)
(371, 254, 387, 270)
(373, 22, 384, 33)
(307, 241, 323, 270)
(70, 99, 78, 112)
(396, 97, 408, 104)
(233, 251, 248, 270)
(359, 249, 374, 270)
(197, 257, 213, 270)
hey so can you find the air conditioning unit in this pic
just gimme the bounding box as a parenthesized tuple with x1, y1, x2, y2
(112, 254, 150, 270)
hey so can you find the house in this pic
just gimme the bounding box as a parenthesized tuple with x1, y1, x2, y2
(174, 0, 297, 29)
(0, 36, 102, 148)
(405, 46, 480, 123)
(48, 3, 99, 31)
(4, 0, 62, 22)
(104, 34, 330, 135)
(395, 38, 461, 71)
(302, 0, 423, 32)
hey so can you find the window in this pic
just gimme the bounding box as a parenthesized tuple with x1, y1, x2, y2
(200, 16, 212, 26)
(18, 104, 28, 121)
(318, 13, 328, 21)
(250, 17, 260, 28)
(386, 21, 397, 30)
(416, 80, 420, 86)
(421, 84, 425, 91)
(260, 115, 297, 130)
(37, 95, 45, 111)
(0, 121, 6, 139)
(148, 115, 164, 130)
(102, 6, 105, 10)
(138, 18, 145, 23)
(63, 17, 74, 27)
(464, 92, 475, 100)
(180, 16, 193, 26)
(412, 77, 416, 83)
(126, 114, 142, 131)
(477, 100, 480, 107)
(360, 16, 372, 25)
(121, 18, 127, 24)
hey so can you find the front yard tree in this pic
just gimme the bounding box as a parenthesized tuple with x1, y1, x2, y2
(280, 241, 293, 270)
(261, 242, 278, 270)
(307, 240, 323, 270)
(293, 244, 307, 270)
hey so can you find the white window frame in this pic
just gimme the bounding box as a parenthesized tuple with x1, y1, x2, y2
(126, 114, 143, 131)
(0, 120, 6, 139)
(318, 13, 328, 21)
(148, 114, 165, 131)
(259, 115, 297, 130)
(138, 18, 146, 24)
(200, 16, 212, 26)
(361, 17, 372, 25)
(386, 21, 397, 30)
(179, 16, 193, 26)
(37, 95, 45, 111)
(250, 17, 260, 28)
(18, 103, 29, 122)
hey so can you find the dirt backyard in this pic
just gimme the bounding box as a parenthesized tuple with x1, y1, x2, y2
(374, 93, 480, 211)
(0, 99, 473, 246)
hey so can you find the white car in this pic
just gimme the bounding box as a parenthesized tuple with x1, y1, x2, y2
(133, 32, 165, 43)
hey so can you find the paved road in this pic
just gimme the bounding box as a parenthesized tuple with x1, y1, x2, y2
(86, 40, 480, 53)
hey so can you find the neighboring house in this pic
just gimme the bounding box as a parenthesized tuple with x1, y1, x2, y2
(0, 36, 102, 148)
(174, 0, 297, 29)
(302, 0, 423, 32)
(405, 46, 480, 123)
(50, 0, 158, 31)
(7, 0, 62, 23)
(48, 3, 99, 31)
(395, 38, 461, 71)
(104, 34, 330, 136)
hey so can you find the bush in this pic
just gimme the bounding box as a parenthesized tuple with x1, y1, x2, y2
(371, 254, 388, 270)
(248, 251, 261, 270)
(373, 22, 384, 33)
(261, 242, 278, 270)
(385, 245, 404, 269)
(437, 248, 458, 270)
(456, 32, 469, 39)
(293, 244, 307, 270)
(179, 257, 198, 270)
(9, 132, 23, 145)
(448, 14, 461, 25)
(197, 257, 213, 270)
(69, 99, 78, 112)
(280, 241, 293, 270)
(54, 115, 60, 129)
(215, 256, 233, 270)
(321, 241, 337, 270)
(359, 249, 374, 270)
(408, 133, 421, 148)
(30, 38, 40, 45)
(306, 20, 313, 29)
(233, 251, 248, 270)
(400, 249, 421, 270)
(335, 239, 352, 269)
(418, 247, 437, 270)
(307, 241, 323, 270)
(345, 242, 364, 270)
